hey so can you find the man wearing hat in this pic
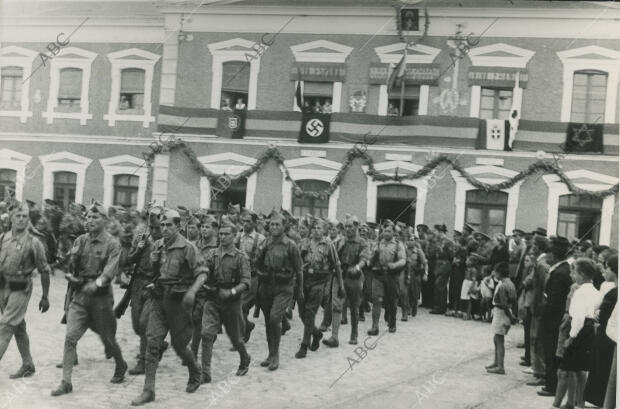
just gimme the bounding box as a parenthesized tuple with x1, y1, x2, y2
(295, 218, 341, 357)
(131, 209, 207, 405)
(200, 221, 251, 382)
(236, 209, 265, 343)
(255, 211, 302, 370)
(368, 222, 406, 334)
(430, 224, 455, 315)
(538, 236, 572, 397)
(0, 202, 51, 379)
(52, 202, 127, 397)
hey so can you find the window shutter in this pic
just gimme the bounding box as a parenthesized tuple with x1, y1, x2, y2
(1, 66, 23, 77)
(121, 68, 145, 93)
(222, 61, 250, 92)
(58, 68, 82, 99)
(303, 81, 333, 97)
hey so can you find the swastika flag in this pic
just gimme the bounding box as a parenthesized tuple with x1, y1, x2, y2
(299, 112, 330, 144)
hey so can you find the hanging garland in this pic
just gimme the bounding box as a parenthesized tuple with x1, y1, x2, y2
(141, 138, 619, 200)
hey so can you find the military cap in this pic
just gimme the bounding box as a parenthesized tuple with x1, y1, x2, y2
(454, 230, 462, 236)
(416, 224, 429, 232)
(512, 228, 525, 236)
(268, 209, 284, 222)
(227, 203, 241, 214)
(367, 222, 378, 230)
(160, 209, 181, 221)
(87, 201, 107, 217)
(463, 223, 475, 232)
(473, 231, 490, 241)
(44, 198, 60, 207)
(434, 224, 447, 233)
(549, 236, 570, 253)
(240, 208, 257, 221)
(219, 220, 237, 231)
(187, 216, 201, 226)
(8, 201, 29, 216)
(344, 214, 359, 225)
(533, 227, 547, 237)
(201, 214, 218, 227)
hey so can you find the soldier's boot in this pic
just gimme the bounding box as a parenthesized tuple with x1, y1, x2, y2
(9, 364, 35, 379)
(367, 302, 381, 336)
(243, 321, 255, 343)
(111, 359, 128, 384)
(128, 359, 145, 376)
(268, 326, 280, 371)
(323, 311, 341, 348)
(349, 318, 358, 345)
(201, 335, 215, 384)
(341, 304, 348, 324)
(268, 353, 279, 371)
(182, 349, 201, 393)
(295, 343, 308, 359)
(131, 390, 155, 406)
(260, 327, 274, 367)
(51, 380, 72, 397)
(309, 329, 323, 351)
(236, 344, 251, 376)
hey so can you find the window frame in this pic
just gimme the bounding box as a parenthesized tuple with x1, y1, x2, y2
(43, 47, 97, 125)
(569, 69, 608, 124)
(0, 149, 32, 201)
(0, 46, 38, 123)
(39, 151, 91, 204)
(0, 168, 17, 202)
(113, 174, 140, 208)
(479, 86, 514, 120)
(291, 179, 330, 218)
(53, 171, 77, 209)
(464, 190, 509, 235)
(104, 48, 160, 128)
(100, 155, 148, 210)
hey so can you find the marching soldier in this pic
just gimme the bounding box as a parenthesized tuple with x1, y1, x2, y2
(52, 202, 127, 397)
(331, 215, 368, 345)
(368, 222, 406, 334)
(0, 202, 51, 378)
(131, 209, 207, 406)
(295, 219, 340, 358)
(236, 210, 265, 343)
(430, 224, 455, 315)
(405, 235, 428, 318)
(256, 211, 302, 371)
(200, 221, 252, 383)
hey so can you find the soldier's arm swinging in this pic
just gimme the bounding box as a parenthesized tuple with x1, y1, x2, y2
(33, 238, 51, 312)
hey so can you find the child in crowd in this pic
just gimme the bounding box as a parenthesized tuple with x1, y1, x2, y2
(468, 271, 482, 319)
(486, 262, 517, 375)
(460, 252, 482, 320)
(552, 258, 603, 409)
(480, 268, 496, 322)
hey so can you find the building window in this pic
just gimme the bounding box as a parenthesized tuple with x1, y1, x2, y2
(387, 85, 419, 116)
(210, 178, 247, 212)
(570, 70, 607, 123)
(302, 82, 333, 113)
(113, 174, 139, 208)
(376, 184, 417, 225)
(57, 68, 82, 113)
(292, 180, 329, 218)
(465, 190, 508, 236)
(0, 67, 23, 110)
(53, 171, 77, 209)
(0, 169, 16, 201)
(479, 87, 513, 119)
(118, 68, 145, 114)
(221, 61, 249, 111)
(557, 194, 602, 242)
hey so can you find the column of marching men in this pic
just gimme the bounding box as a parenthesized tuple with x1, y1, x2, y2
(0, 198, 617, 408)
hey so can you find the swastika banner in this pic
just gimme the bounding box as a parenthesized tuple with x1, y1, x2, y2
(299, 113, 331, 144)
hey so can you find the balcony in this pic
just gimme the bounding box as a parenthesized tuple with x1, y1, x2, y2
(157, 105, 619, 156)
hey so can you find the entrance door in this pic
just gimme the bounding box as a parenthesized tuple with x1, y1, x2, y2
(376, 184, 417, 225)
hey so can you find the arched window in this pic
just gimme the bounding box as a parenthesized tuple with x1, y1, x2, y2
(292, 180, 330, 218)
(0, 169, 16, 201)
(558, 194, 602, 242)
(53, 171, 77, 209)
(113, 174, 139, 208)
(465, 190, 508, 236)
(571, 70, 607, 123)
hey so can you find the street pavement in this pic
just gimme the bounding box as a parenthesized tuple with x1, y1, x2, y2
(0, 275, 559, 409)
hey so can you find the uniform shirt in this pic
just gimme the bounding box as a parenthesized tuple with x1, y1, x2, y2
(71, 230, 121, 283)
(196, 235, 218, 254)
(128, 235, 156, 278)
(568, 282, 602, 338)
(0, 230, 49, 280)
(204, 246, 251, 292)
(406, 243, 427, 277)
(301, 238, 340, 281)
(492, 277, 517, 309)
(435, 237, 455, 261)
(257, 234, 302, 278)
(339, 236, 369, 271)
(153, 233, 205, 287)
(373, 238, 406, 268)
(236, 230, 265, 272)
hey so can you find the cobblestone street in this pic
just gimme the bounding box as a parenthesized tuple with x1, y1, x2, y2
(0, 276, 556, 409)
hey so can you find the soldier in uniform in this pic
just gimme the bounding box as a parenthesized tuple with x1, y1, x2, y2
(332, 215, 368, 345)
(256, 211, 302, 371)
(430, 224, 455, 315)
(295, 219, 340, 358)
(0, 202, 50, 378)
(236, 210, 265, 343)
(52, 202, 127, 397)
(190, 215, 218, 361)
(406, 234, 428, 318)
(368, 222, 406, 334)
(125, 209, 167, 375)
(200, 221, 251, 383)
(131, 209, 207, 406)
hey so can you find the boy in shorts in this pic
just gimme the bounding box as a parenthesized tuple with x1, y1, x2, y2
(486, 262, 517, 375)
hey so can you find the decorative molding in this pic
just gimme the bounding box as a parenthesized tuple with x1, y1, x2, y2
(0, 46, 38, 123)
(39, 151, 92, 203)
(0, 148, 32, 201)
(476, 157, 504, 166)
(42, 47, 97, 125)
(374, 42, 442, 65)
(103, 48, 160, 128)
(543, 169, 619, 245)
(557, 45, 620, 123)
(450, 165, 522, 235)
(291, 40, 353, 63)
(208, 38, 262, 110)
(468, 43, 535, 68)
(99, 154, 148, 209)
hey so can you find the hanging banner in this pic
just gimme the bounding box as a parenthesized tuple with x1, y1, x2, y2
(369, 63, 440, 85)
(564, 122, 604, 153)
(299, 112, 330, 144)
(290, 63, 346, 82)
(468, 67, 529, 88)
(216, 109, 246, 139)
(477, 119, 511, 151)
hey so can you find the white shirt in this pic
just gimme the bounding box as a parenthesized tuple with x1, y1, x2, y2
(606, 303, 617, 343)
(599, 281, 615, 298)
(569, 282, 602, 338)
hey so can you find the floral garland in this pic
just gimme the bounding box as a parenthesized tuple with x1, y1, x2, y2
(142, 139, 619, 200)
